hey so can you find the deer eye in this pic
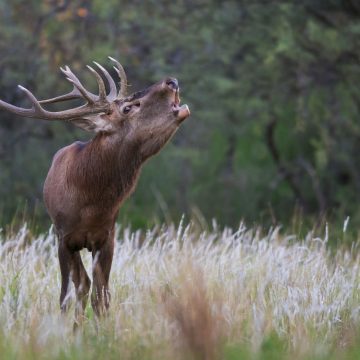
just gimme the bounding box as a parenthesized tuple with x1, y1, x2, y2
(123, 105, 132, 114)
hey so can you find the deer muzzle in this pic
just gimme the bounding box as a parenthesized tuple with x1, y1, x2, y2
(164, 77, 190, 122)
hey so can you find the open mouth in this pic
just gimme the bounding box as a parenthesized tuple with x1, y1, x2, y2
(171, 88, 181, 109)
(172, 89, 190, 120)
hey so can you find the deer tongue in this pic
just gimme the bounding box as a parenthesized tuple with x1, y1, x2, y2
(174, 89, 180, 106)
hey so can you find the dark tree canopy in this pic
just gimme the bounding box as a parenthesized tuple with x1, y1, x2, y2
(1, 0, 360, 229)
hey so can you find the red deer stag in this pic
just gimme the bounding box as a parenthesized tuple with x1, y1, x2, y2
(0, 57, 190, 321)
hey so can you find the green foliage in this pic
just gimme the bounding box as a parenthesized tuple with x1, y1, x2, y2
(1, 1, 360, 229)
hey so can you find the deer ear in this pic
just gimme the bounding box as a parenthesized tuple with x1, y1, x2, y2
(68, 114, 115, 133)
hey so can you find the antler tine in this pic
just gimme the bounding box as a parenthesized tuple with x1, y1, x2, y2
(86, 65, 106, 101)
(39, 86, 83, 104)
(93, 61, 117, 101)
(108, 57, 128, 98)
(18, 85, 44, 113)
(0, 85, 45, 118)
(61, 66, 97, 104)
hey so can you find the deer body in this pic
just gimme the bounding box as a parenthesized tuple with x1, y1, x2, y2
(0, 58, 190, 321)
(44, 134, 142, 245)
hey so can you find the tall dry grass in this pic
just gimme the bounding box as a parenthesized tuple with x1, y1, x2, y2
(0, 221, 359, 359)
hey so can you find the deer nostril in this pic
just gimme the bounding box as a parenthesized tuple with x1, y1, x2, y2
(166, 78, 179, 90)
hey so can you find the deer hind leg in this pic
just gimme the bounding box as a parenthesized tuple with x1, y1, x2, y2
(58, 241, 91, 322)
(91, 231, 115, 317)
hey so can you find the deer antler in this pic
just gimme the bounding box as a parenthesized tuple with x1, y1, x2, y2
(0, 58, 127, 123)
(108, 56, 128, 98)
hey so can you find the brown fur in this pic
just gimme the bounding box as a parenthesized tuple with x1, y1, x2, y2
(40, 78, 190, 320)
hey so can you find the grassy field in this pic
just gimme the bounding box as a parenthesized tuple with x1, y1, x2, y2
(0, 221, 360, 360)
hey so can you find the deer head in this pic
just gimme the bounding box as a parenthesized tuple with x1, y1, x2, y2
(0, 57, 190, 154)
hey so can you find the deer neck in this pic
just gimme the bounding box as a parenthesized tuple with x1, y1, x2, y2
(77, 132, 142, 200)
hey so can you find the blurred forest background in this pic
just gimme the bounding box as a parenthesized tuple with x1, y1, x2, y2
(1, 0, 360, 230)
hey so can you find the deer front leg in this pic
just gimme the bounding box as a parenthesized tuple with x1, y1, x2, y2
(91, 231, 115, 317)
(58, 240, 91, 323)
(72, 252, 91, 325)
(58, 241, 73, 313)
